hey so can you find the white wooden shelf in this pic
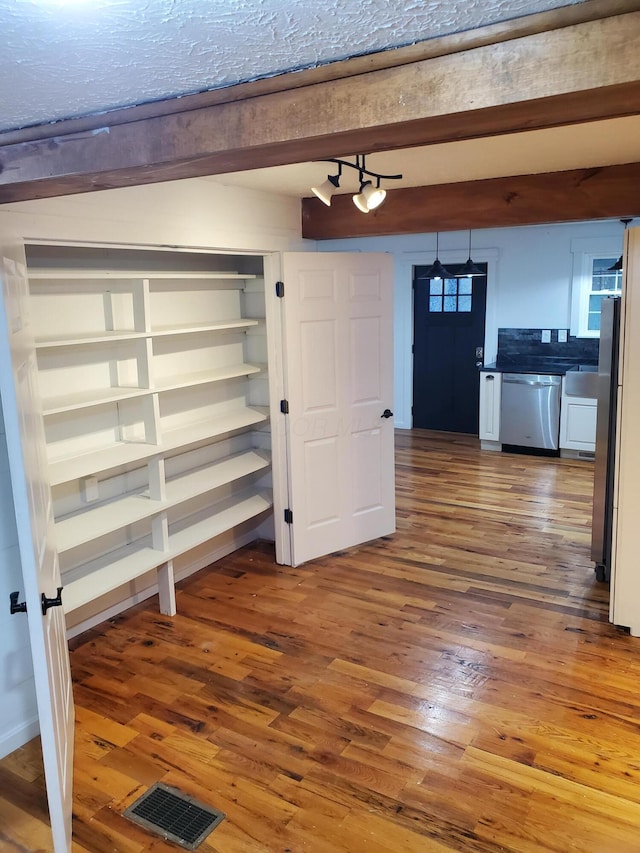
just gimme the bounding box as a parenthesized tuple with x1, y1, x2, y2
(160, 407, 269, 454)
(36, 330, 147, 348)
(168, 489, 272, 557)
(61, 489, 273, 614)
(29, 269, 257, 280)
(35, 319, 260, 349)
(151, 320, 259, 337)
(42, 363, 263, 415)
(155, 363, 263, 392)
(48, 406, 269, 485)
(55, 449, 271, 553)
(43, 384, 151, 416)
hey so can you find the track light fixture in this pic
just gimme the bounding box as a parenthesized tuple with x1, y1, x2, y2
(311, 154, 402, 212)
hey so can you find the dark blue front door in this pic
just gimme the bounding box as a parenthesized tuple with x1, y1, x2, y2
(412, 263, 487, 433)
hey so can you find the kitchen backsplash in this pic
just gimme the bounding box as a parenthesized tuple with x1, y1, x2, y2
(496, 328, 599, 365)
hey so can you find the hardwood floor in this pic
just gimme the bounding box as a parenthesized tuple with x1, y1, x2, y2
(5, 430, 640, 852)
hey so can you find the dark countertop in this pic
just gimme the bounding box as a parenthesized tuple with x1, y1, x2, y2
(480, 359, 596, 376)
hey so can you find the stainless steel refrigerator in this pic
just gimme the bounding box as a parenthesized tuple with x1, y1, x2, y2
(591, 296, 621, 583)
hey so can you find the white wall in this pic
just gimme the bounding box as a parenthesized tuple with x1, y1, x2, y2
(0, 404, 39, 758)
(0, 177, 309, 756)
(1, 177, 309, 253)
(319, 219, 625, 428)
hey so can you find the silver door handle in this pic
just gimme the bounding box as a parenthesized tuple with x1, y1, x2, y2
(504, 379, 555, 387)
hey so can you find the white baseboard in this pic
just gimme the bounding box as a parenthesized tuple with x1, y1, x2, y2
(0, 716, 40, 760)
(560, 448, 595, 460)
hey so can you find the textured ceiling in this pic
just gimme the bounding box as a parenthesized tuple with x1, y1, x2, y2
(1, 0, 585, 132)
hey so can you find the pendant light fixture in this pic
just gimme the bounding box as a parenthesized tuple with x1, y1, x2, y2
(608, 218, 633, 272)
(458, 230, 484, 277)
(310, 154, 402, 212)
(422, 232, 454, 280)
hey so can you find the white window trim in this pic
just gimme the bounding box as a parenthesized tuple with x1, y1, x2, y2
(570, 237, 622, 338)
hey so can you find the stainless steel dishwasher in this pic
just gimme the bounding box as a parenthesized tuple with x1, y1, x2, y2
(500, 373, 562, 450)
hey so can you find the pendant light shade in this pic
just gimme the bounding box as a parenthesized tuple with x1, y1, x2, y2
(425, 258, 453, 279)
(423, 232, 453, 280)
(458, 230, 483, 277)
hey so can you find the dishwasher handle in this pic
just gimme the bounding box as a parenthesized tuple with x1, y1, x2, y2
(502, 375, 561, 388)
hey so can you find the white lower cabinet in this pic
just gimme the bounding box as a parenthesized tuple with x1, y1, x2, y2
(559, 382, 597, 453)
(28, 250, 275, 622)
(479, 370, 502, 447)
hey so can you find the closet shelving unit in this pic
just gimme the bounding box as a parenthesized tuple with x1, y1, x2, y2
(29, 265, 273, 618)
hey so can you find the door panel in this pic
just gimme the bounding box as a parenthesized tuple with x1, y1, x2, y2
(413, 263, 487, 433)
(282, 253, 395, 565)
(352, 428, 385, 513)
(301, 319, 338, 411)
(0, 249, 74, 853)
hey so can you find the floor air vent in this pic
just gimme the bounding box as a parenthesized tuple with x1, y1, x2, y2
(123, 782, 225, 850)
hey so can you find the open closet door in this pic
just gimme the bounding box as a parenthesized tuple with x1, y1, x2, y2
(281, 252, 395, 565)
(0, 247, 74, 852)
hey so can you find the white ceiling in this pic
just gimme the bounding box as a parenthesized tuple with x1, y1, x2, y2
(211, 116, 640, 199)
(1, 0, 586, 133)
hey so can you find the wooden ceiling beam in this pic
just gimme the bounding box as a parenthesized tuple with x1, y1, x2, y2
(1, 11, 640, 203)
(302, 162, 640, 238)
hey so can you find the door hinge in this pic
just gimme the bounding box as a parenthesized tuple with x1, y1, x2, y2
(411, 344, 415, 354)
(41, 586, 63, 615)
(280, 399, 289, 414)
(284, 508, 293, 524)
(276, 281, 285, 297)
(9, 591, 27, 614)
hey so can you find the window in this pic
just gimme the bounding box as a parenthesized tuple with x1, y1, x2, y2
(587, 258, 622, 332)
(428, 277, 473, 313)
(570, 242, 623, 338)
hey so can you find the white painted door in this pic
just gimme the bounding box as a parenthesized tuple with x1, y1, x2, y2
(282, 252, 395, 565)
(0, 248, 74, 851)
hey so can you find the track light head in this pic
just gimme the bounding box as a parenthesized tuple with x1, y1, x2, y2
(311, 173, 341, 206)
(352, 188, 370, 213)
(364, 181, 386, 210)
(353, 180, 387, 213)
